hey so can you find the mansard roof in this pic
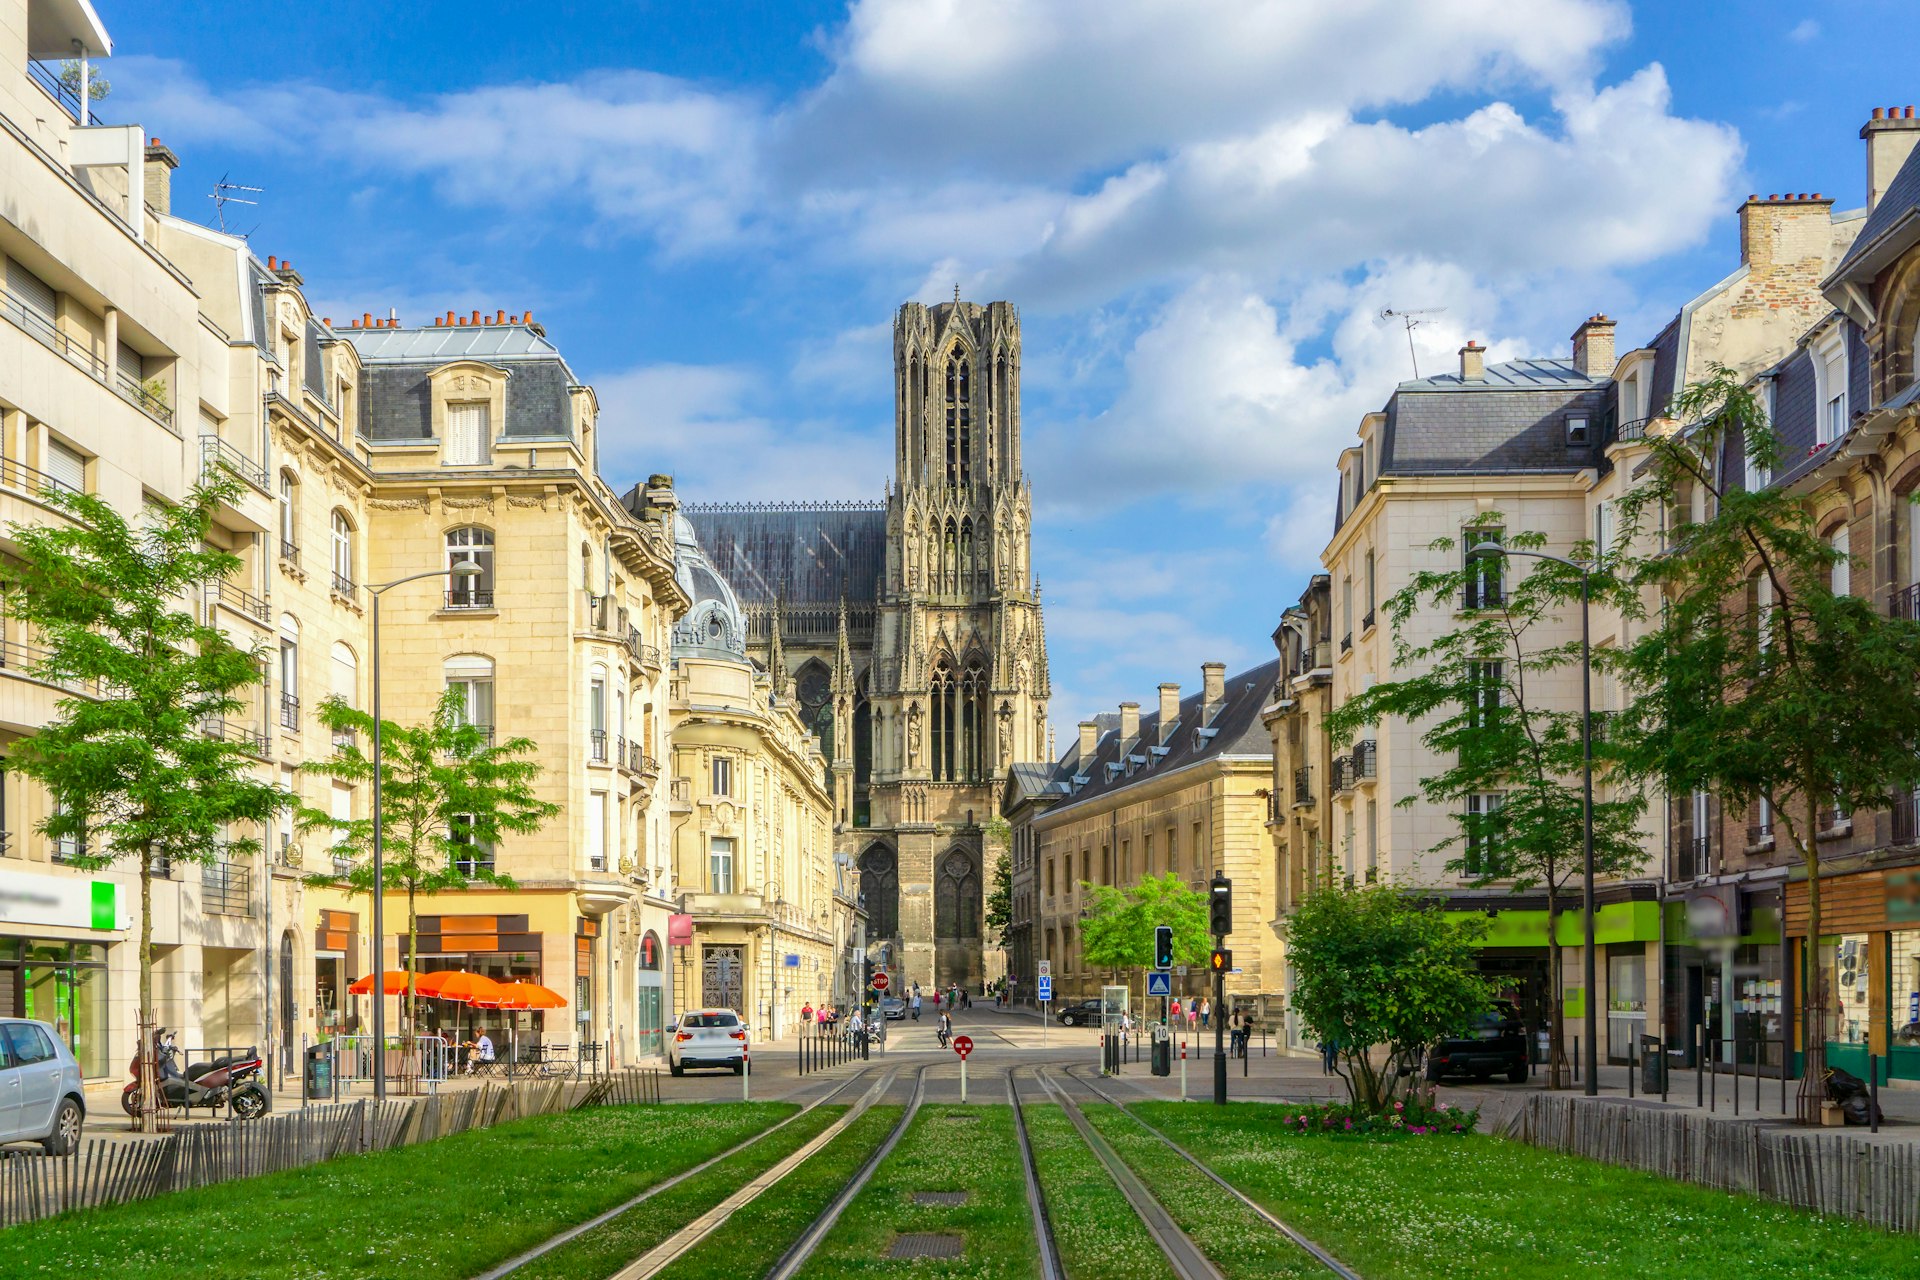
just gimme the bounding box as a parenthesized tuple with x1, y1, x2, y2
(1380, 357, 1611, 477)
(1828, 140, 1920, 290)
(682, 502, 888, 607)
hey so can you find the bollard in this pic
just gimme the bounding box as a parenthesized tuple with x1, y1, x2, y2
(1661, 1036, 1669, 1104)
(1871, 1053, 1881, 1134)
(1573, 1036, 1579, 1084)
(1180, 1040, 1188, 1102)
(1696, 1025, 1705, 1108)
(743, 1045, 751, 1102)
(1628, 1038, 1635, 1099)
(1733, 1044, 1740, 1116)
(961, 1056, 968, 1104)
(1708, 1041, 1716, 1114)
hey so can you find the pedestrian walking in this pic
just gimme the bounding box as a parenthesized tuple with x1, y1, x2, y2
(802, 1001, 815, 1033)
(1199, 997, 1211, 1029)
(1170, 997, 1183, 1026)
(1319, 1037, 1339, 1074)
(910, 991, 922, 1021)
(937, 1010, 953, 1048)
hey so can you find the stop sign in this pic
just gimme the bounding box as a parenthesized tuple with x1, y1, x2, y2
(953, 1035, 973, 1060)
(872, 973, 890, 991)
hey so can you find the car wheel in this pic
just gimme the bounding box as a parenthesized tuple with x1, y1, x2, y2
(670, 1061, 685, 1077)
(43, 1097, 82, 1155)
(1506, 1063, 1528, 1084)
(733, 1061, 745, 1076)
(1062, 1015, 1076, 1026)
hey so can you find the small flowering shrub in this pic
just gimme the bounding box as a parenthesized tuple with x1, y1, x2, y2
(1273, 1093, 1478, 1138)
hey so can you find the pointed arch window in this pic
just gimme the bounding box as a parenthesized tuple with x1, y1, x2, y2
(945, 345, 972, 487)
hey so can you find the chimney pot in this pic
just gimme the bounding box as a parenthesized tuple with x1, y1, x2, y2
(523, 309, 534, 324)
(1874, 107, 1887, 120)
(363, 312, 373, 328)
(1571, 314, 1617, 379)
(322, 317, 330, 327)
(1863, 104, 1920, 212)
(471, 310, 481, 325)
(495, 309, 507, 324)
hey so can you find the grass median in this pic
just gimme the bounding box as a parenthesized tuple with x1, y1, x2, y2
(657, 1104, 904, 1280)
(1133, 1101, 1913, 1280)
(793, 1104, 1036, 1279)
(1078, 1104, 1324, 1280)
(513, 1103, 848, 1280)
(1022, 1103, 1174, 1280)
(0, 1103, 793, 1280)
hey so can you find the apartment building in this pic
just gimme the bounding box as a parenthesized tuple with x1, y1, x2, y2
(663, 513, 849, 1036)
(1010, 663, 1279, 1012)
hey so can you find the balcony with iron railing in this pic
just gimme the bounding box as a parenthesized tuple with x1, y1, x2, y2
(1746, 821, 1773, 850)
(331, 571, 358, 603)
(1892, 583, 1920, 622)
(1339, 632, 1352, 654)
(0, 455, 83, 505)
(1, 287, 178, 434)
(202, 859, 253, 917)
(28, 61, 107, 125)
(1609, 417, 1655, 447)
(589, 729, 609, 763)
(626, 628, 662, 668)
(1361, 609, 1376, 633)
(0, 637, 102, 698)
(1675, 833, 1714, 882)
(445, 586, 495, 611)
(1331, 754, 1355, 794)
(201, 716, 269, 759)
(1352, 739, 1378, 782)
(207, 577, 270, 624)
(279, 692, 299, 731)
(1292, 766, 1313, 807)
(199, 434, 269, 492)
(279, 539, 299, 567)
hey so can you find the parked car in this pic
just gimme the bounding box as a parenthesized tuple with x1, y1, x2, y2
(880, 997, 907, 1020)
(1426, 1001, 1528, 1084)
(668, 1010, 748, 1076)
(0, 1018, 86, 1154)
(1055, 998, 1105, 1027)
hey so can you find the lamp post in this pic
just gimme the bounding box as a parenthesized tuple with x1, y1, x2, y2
(1469, 542, 1598, 1098)
(365, 559, 482, 1101)
(768, 893, 785, 1044)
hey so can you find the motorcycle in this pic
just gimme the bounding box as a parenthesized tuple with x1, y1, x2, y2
(121, 1031, 269, 1119)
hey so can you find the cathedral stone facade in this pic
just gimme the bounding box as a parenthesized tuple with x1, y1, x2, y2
(679, 300, 1050, 990)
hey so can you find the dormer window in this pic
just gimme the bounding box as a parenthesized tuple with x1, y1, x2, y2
(447, 402, 491, 465)
(1565, 414, 1589, 446)
(1813, 327, 1849, 446)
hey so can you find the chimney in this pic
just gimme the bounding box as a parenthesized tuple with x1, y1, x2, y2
(1157, 683, 1180, 743)
(1736, 191, 1836, 270)
(1570, 315, 1615, 378)
(1864, 106, 1920, 213)
(1459, 341, 1486, 382)
(1201, 662, 1226, 722)
(1118, 701, 1140, 745)
(1078, 720, 1100, 764)
(142, 139, 180, 216)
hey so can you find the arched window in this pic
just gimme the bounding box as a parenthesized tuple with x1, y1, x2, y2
(331, 641, 359, 710)
(277, 615, 299, 729)
(936, 847, 979, 940)
(859, 844, 899, 940)
(945, 345, 971, 487)
(1831, 523, 1851, 596)
(446, 527, 495, 608)
(445, 654, 494, 738)
(640, 931, 663, 970)
(930, 659, 955, 781)
(278, 470, 299, 559)
(330, 511, 355, 592)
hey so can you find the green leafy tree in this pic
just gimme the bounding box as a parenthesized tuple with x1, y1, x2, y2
(57, 60, 109, 102)
(982, 817, 1014, 948)
(0, 477, 288, 1128)
(1326, 518, 1649, 1089)
(1609, 366, 1920, 1113)
(1079, 872, 1210, 973)
(1285, 881, 1492, 1112)
(298, 688, 559, 1039)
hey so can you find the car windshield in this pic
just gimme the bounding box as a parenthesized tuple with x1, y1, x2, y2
(682, 1013, 739, 1029)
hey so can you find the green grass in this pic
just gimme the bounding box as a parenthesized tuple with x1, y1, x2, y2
(1132, 1101, 1917, 1280)
(658, 1104, 904, 1280)
(1078, 1105, 1324, 1280)
(1023, 1103, 1175, 1280)
(0, 1103, 794, 1280)
(793, 1105, 1038, 1279)
(514, 1104, 848, 1280)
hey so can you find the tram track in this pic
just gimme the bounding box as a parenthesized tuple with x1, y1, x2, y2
(1061, 1065, 1364, 1280)
(1005, 1068, 1067, 1280)
(471, 1064, 886, 1280)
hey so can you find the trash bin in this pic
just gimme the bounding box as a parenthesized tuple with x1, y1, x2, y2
(305, 1043, 332, 1100)
(1152, 1039, 1171, 1077)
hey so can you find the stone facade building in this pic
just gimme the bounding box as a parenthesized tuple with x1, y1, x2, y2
(681, 300, 1050, 992)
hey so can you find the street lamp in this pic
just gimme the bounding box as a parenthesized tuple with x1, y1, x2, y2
(365, 558, 482, 1100)
(1468, 541, 1599, 1098)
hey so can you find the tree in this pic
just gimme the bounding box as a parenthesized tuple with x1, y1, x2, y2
(1079, 872, 1210, 973)
(982, 816, 1014, 948)
(57, 60, 109, 103)
(0, 477, 289, 1129)
(1326, 517, 1649, 1089)
(1285, 881, 1493, 1112)
(298, 688, 559, 1044)
(1608, 365, 1920, 1118)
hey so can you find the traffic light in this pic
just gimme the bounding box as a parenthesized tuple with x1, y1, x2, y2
(1209, 948, 1232, 974)
(1153, 925, 1174, 970)
(1209, 873, 1233, 937)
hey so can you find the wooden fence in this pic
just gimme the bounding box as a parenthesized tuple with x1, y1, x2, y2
(0, 1068, 661, 1229)
(1501, 1093, 1920, 1234)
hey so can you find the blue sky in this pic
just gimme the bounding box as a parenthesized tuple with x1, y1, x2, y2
(97, 0, 1917, 740)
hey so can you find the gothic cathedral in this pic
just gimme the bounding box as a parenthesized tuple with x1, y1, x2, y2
(683, 299, 1049, 990)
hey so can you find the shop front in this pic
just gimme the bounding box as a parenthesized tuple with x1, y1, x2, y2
(1661, 882, 1786, 1074)
(0, 866, 130, 1078)
(410, 913, 546, 1049)
(1787, 863, 1920, 1084)
(636, 930, 665, 1057)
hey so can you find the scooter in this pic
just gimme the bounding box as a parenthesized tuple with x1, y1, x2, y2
(121, 1031, 269, 1119)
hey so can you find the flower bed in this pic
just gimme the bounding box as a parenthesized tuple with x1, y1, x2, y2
(1273, 1094, 1478, 1137)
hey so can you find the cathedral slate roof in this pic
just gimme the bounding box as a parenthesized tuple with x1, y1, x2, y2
(1033, 659, 1280, 818)
(682, 503, 888, 607)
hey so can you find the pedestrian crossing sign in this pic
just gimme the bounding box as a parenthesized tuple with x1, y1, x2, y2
(1147, 971, 1172, 997)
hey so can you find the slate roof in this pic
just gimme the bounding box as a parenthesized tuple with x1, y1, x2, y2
(1830, 137, 1920, 285)
(1380, 357, 1610, 476)
(1033, 659, 1279, 818)
(682, 503, 888, 608)
(334, 323, 581, 444)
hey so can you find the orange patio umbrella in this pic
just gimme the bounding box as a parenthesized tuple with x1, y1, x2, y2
(485, 982, 567, 1010)
(347, 970, 418, 996)
(413, 970, 506, 1003)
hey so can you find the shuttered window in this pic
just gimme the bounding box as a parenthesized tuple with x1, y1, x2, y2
(6, 260, 56, 325)
(44, 439, 86, 493)
(446, 403, 490, 465)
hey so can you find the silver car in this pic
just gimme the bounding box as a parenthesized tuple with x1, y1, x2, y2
(0, 1018, 85, 1154)
(668, 1009, 748, 1076)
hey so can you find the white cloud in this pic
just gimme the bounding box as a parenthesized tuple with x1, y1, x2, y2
(1788, 18, 1820, 42)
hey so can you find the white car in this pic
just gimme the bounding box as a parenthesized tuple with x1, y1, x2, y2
(0, 1018, 86, 1155)
(669, 1009, 748, 1076)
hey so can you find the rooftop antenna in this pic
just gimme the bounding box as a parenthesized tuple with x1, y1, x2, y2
(1378, 306, 1447, 379)
(209, 173, 262, 233)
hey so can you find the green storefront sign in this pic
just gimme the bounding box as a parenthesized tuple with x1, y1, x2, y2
(1448, 900, 1661, 948)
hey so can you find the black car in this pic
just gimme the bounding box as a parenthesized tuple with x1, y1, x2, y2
(1055, 998, 1105, 1026)
(1426, 1001, 1528, 1084)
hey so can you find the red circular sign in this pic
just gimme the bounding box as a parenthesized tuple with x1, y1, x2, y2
(871, 973, 890, 991)
(953, 1035, 974, 1060)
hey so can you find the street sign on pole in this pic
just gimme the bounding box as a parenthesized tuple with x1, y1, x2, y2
(871, 973, 890, 992)
(1038, 959, 1051, 977)
(953, 1035, 974, 1059)
(1147, 971, 1172, 997)
(1037, 975, 1053, 1002)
